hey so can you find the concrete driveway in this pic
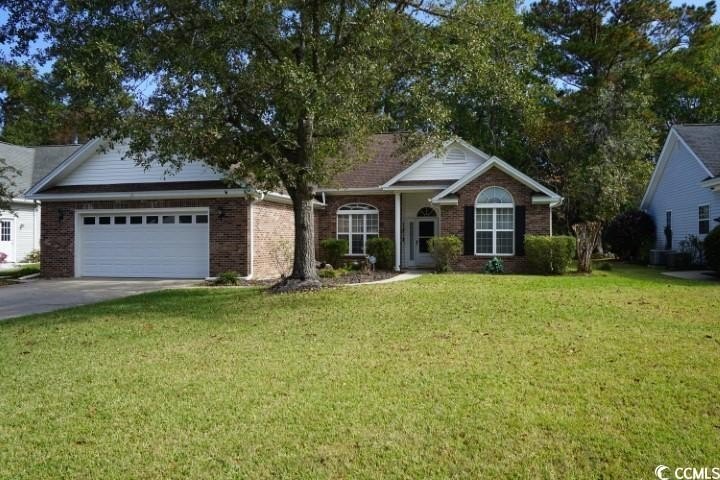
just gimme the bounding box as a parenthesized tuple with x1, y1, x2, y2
(0, 278, 198, 321)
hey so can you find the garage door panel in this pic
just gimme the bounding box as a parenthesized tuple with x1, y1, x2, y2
(78, 210, 210, 278)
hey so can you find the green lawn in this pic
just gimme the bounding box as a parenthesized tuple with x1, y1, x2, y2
(1, 265, 719, 479)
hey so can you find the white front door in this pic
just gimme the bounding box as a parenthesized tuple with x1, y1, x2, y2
(406, 218, 436, 267)
(0, 218, 14, 263)
(77, 210, 210, 278)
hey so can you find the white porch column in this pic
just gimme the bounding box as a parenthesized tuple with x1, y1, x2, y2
(394, 192, 401, 271)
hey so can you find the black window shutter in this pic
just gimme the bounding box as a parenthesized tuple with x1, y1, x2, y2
(515, 206, 526, 256)
(464, 206, 474, 255)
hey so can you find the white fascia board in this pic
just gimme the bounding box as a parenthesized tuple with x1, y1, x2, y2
(382, 185, 449, 192)
(318, 188, 386, 195)
(26, 138, 103, 195)
(11, 197, 36, 205)
(431, 196, 459, 206)
(28, 188, 249, 201)
(260, 191, 294, 205)
(700, 177, 720, 189)
(432, 157, 561, 203)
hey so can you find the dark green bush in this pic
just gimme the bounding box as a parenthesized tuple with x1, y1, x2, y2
(214, 271, 240, 285)
(703, 226, 720, 272)
(428, 235, 462, 273)
(320, 238, 349, 268)
(525, 235, 576, 274)
(604, 210, 656, 262)
(366, 237, 394, 270)
(484, 257, 504, 274)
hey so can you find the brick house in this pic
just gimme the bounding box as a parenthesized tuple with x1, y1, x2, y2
(26, 136, 562, 278)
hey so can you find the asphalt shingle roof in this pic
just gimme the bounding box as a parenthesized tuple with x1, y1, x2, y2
(326, 134, 419, 189)
(673, 124, 720, 177)
(0, 142, 80, 196)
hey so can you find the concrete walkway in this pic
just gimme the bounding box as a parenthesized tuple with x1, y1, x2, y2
(662, 270, 719, 282)
(345, 271, 424, 286)
(0, 278, 197, 321)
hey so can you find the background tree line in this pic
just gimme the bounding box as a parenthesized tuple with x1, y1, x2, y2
(0, 0, 717, 283)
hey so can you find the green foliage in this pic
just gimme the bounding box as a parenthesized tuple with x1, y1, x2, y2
(0, 159, 18, 211)
(318, 267, 345, 279)
(484, 257, 504, 274)
(320, 239, 349, 268)
(703, 226, 720, 272)
(213, 271, 240, 286)
(598, 262, 612, 271)
(525, 235, 576, 275)
(366, 237, 394, 270)
(604, 210, 656, 262)
(428, 235, 462, 273)
(22, 249, 41, 264)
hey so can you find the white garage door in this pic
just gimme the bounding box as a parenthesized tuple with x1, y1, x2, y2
(77, 210, 210, 278)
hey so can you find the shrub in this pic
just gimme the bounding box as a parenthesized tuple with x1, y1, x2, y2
(22, 249, 41, 263)
(598, 262, 612, 271)
(320, 238, 349, 268)
(214, 271, 240, 286)
(679, 235, 704, 266)
(703, 226, 720, 272)
(0, 252, 6, 264)
(319, 267, 344, 279)
(484, 257, 504, 274)
(525, 235, 576, 275)
(428, 235, 462, 273)
(604, 210, 656, 262)
(366, 237, 394, 270)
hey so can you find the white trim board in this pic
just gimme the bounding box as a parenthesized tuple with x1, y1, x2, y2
(431, 156, 562, 205)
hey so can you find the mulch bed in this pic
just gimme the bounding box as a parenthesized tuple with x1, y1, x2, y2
(320, 270, 398, 286)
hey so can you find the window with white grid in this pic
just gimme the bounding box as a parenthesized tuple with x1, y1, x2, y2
(337, 203, 379, 255)
(475, 187, 514, 256)
(0, 220, 10, 242)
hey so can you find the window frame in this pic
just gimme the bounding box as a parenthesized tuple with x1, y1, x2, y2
(699, 204, 710, 235)
(336, 203, 379, 256)
(474, 187, 515, 256)
(0, 219, 12, 242)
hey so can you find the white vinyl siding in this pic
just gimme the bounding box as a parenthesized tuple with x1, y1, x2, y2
(646, 141, 720, 248)
(58, 144, 222, 186)
(0, 203, 40, 263)
(403, 144, 487, 182)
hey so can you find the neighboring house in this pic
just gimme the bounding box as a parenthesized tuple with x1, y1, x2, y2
(27, 135, 563, 279)
(0, 141, 80, 265)
(641, 124, 720, 252)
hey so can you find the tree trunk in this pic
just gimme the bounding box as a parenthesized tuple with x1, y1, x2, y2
(572, 221, 603, 273)
(270, 186, 321, 292)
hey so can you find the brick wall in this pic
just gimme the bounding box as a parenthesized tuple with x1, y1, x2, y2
(315, 194, 396, 261)
(252, 200, 295, 279)
(40, 198, 249, 278)
(439, 167, 551, 273)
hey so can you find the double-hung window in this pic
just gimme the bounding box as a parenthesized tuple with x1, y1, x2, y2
(475, 187, 514, 256)
(337, 203, 379, 255)
(699, 205, 710, 234)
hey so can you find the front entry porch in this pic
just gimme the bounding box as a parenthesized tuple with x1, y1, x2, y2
(395, 192, 441, 270)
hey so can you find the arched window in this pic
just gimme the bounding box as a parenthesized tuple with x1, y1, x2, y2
(337, 203, 379, 255)
(475, 187, 514, 255)
(417, 207, 437, 217)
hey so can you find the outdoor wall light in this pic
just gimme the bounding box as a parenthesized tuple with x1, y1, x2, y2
(218, 206, 226, 220)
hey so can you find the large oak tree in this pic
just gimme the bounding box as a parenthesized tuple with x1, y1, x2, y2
(0, 0, 451, 287)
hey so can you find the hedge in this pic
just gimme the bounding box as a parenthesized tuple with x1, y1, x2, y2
(525, 235, 576, 274)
